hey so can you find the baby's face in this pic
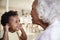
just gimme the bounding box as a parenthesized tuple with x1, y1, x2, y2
(8, 16, 21, 32)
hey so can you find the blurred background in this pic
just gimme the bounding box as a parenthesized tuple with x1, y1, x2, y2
(0, 0, 44, 40)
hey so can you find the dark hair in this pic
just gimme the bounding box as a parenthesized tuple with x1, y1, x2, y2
(1, 10, 18, 26)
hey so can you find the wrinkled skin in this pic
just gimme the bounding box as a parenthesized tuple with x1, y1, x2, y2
(31, 0, 49, 29)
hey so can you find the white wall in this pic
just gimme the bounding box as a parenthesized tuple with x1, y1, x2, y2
(0, 0, 34, 10)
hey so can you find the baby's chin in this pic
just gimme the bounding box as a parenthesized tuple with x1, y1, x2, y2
(15, 27, 20, 31)
(9, 28, 19, 33)
(10, 30, 19, 33)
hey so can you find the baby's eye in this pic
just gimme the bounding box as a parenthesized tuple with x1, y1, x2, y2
(19, 20, 20, 22)
(15, 20, 20, 23)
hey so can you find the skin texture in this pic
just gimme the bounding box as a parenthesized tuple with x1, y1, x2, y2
(1, 16, 27, 40)
(8, 16, 20, 32)
(31, 0, 49, 30)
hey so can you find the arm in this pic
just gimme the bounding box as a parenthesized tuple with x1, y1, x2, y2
(1, 24, 9, 40)
(17, 25, 27, 40)
(20, 28, 27, 40)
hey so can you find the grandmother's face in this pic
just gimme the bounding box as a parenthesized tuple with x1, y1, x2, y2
(31, 0, 49, 29)
(31, 0, 40, 24)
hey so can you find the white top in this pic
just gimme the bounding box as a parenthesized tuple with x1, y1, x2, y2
(36, 20, 60, 40)
(0, 30, 21, 40)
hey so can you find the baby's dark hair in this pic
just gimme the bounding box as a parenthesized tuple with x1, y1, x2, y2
(1, 10, 18, 26)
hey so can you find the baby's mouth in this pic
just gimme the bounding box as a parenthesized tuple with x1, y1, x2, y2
(15, 26, 19, 30)
(17, 26, 21, 29)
